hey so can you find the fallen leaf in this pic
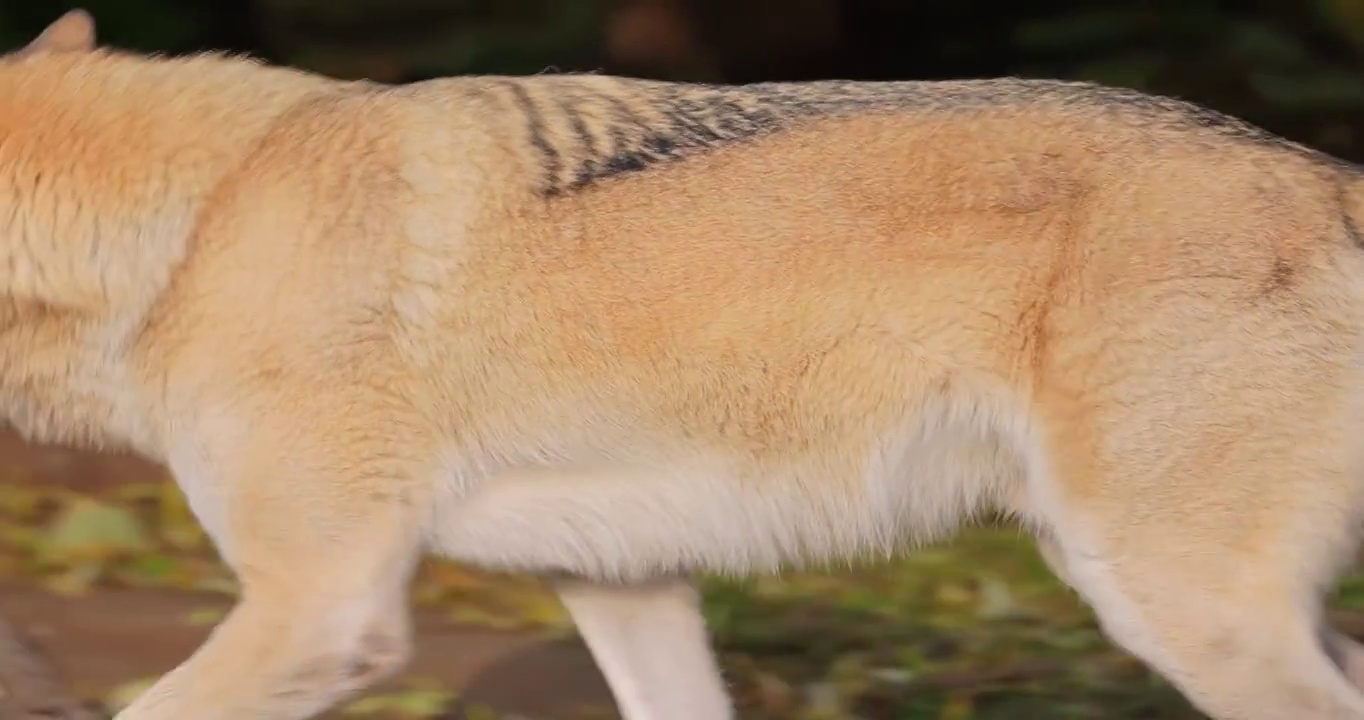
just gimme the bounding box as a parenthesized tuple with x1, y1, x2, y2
(103, 676, 159, 713)
(38, 498, 150, 567)
(343, 688, 457, 717)
(975, 575, 1027, 620)
(184, 607, 227, 626)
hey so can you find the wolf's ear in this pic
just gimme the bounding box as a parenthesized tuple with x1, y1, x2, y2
(22, 9, 97, 54)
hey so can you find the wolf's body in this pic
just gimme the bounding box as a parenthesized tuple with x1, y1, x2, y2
(6, 10, 1364, 720)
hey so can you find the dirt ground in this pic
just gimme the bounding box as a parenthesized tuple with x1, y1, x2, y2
(0, 430, 618, 720)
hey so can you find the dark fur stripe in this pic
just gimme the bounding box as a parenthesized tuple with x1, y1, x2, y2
(504, 81, 563, 195)
(501, 75, 1359, 197)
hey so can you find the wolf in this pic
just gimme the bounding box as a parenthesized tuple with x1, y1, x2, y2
(8, 7, 1364, 719)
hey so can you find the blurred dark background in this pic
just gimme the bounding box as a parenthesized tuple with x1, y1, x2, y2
(6, 0, 1364, 162)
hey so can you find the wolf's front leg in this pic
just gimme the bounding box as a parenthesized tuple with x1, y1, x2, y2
(114, 419, 426, 720)
(556, 578, 734, 720)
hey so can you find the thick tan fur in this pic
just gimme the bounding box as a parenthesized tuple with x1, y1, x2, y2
(8, 9, 1364, 719)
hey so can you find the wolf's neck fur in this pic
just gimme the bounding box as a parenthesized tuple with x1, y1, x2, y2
(0, 50, 344, 451)
(0, 49, 341, 312)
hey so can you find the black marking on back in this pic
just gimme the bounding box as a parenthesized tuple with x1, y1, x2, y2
(1336, 174, 1364, 251)
(600, 96, 649, 178)
(503, 81, 563, 193)
(1348, 206, 1364, 251)
(558, 93, 599, 185)
(501, 75, 1349, 197)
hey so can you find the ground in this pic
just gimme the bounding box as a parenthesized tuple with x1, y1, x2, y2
(4, 430, 1364, 719)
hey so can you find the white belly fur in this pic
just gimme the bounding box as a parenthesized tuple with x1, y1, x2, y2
(423, 389, 1038, 582)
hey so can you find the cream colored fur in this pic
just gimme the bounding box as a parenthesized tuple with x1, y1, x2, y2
(8, 9, 1364, 719)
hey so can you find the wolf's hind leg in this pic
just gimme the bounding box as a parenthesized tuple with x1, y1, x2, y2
(1035, 408, 1364, 719)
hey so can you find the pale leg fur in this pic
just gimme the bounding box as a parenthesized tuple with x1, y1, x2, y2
(1042, 534, 1364, 697)
(1030, 429, 1364, 717)
(555, 579, 734, 720)
(113, 408, 424, 720)
(1327, 633, 1364, 691)
(1053, 533, 1364, 719)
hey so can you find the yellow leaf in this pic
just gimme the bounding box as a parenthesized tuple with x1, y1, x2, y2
(103, 676, 160, 713)
(39, 498, 150, 566)
(184, 607, 227, 626)
(939, 693, 975, 720)
(342, 688, 456, 718)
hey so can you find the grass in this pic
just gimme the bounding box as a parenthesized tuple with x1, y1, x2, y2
(1, 472, 1362, 719)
